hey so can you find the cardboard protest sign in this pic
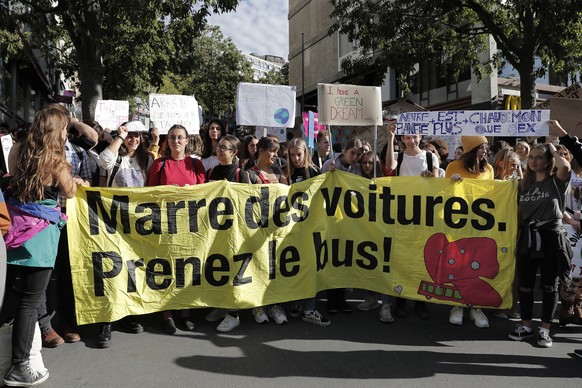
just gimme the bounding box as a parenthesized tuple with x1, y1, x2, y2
(95, 100, 129, 132)
(396, 110, 549, 137)
(149, 94, 200, 135)
(534, 82, 582, 109)
(236, 83, 296, 128)
(550, 97, 582, 138)
(317, 83, 382, 126)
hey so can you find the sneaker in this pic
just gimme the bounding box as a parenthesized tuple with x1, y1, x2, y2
(537, 329, 553, 348)
(206, 308, 227, 322)
(470, 308, 489, 328)
(216, 314, 240, 332)
(163, 317, 177, 335)
(574, 349, 582, 358)
(289, 302, 304, 318)
(508, 324, 534, 341)
(357, 295, 380, 311)
(449, 306, 463, 325)
(119, 318, 144, 334)
(252, 307, 269, 324)
(4, 361, 49, 387)
(97, 323, 112, 349)
(379, 304, 394, 323)
(267, 305, 288, 324)
(302, 310, 331, 327)
(181, 316, 195, 331)
(492, 310, 509, 319)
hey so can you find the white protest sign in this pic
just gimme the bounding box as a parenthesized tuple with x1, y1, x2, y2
(317, 83, 382, 126)
(94, 100, 129, 131)
(1, 135, 12, 174)
(564, 224, 582, 279)
(149, 94, 200, 135)
(396, 110, 550, 137)
(236, 83, 296, 128)
(254, 127, 286, 143)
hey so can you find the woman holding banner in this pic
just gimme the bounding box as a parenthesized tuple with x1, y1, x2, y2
(3, 106, 77, 387)
(445, 136, 493, 329)
(147, 124, 206, 334)
(509, 134, 571, 348)
(249, 136, 288, 324)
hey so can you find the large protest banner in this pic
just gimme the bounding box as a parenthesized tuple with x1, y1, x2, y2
(68, 173, 518, 325)
(317, 83, 382, 126)
(94, 100, 129, 132)
(149, 94, 200, 135)
(236, 83, 296, 127)
(396, 110, 550, 137)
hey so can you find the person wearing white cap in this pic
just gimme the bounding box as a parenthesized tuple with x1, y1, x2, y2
(445, 136, 493, 328)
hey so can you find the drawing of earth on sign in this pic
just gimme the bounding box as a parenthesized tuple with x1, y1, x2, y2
(274, 108, 290, 125)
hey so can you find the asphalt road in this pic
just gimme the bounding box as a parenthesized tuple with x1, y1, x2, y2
(19, 291, 582, 388)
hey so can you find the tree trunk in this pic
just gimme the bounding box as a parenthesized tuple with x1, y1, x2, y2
(77, 50, 103, 121)
(517, 59, 536, 109)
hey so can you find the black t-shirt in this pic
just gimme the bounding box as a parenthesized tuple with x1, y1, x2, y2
(207, 163, 256, 183)
(290, 166, 320, 184)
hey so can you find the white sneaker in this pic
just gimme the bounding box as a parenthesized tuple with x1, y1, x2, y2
(252, 307, 269, 324)
(267, 305, 288, 324)
(449, 306, 463, 325)
(216, 314, 240, 332)
(357, 295, 380, 311)
(206, 308, 227, 322)
(537, 329, 552, 348)
(379, 304, 394, 323)
(470, 308, 489, 328)
(302, 310, 331, 327)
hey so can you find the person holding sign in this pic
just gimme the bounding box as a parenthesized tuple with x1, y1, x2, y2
(508, 136, 571, 348)
(445, 136, 493, 328)
(385, 123, 438, 321)
(147, 124, 206, 334)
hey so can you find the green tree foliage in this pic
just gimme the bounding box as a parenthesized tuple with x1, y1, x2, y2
(259, 62, 289, 85)
(1, 0, 239, 119)
(330, 0, 582, 108)
(162, 25, 253, 118)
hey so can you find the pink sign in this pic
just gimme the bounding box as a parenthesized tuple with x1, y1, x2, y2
(302, 112, 326, 138)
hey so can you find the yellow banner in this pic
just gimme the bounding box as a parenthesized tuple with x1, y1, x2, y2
(68, 172, 518, 325)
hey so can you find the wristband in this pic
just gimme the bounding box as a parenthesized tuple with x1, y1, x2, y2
(116, 135, 126, 141)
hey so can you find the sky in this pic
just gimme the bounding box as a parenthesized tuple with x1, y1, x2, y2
(206, 0, 289, 60)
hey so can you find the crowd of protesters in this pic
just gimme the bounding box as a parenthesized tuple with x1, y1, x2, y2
(1, 104, 582, 386)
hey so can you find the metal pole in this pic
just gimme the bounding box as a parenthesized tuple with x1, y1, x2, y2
(301, 32, 305, 115)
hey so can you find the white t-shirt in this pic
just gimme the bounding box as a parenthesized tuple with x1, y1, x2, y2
(398, 151, 439, 176)
(99, 148, 152, 187)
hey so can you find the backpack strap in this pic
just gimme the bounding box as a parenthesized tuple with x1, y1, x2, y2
(396, 152, 404, 176)
(235, 168, 241, 183)
(107, 155, 123, 187)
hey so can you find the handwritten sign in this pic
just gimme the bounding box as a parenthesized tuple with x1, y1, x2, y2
(94, 100, 129, 131)
(396, 110, 550, 137)
(149, 94, 200, 135)
(302, 111, 326, 138)
(317, 83, 382, 126)
(534, 82, 582, 110)
(236, 83, 296, 128)
(1, 135, 12, 174)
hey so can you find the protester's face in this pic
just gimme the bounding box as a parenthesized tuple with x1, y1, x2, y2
(362, 144, 370, 153)
(507, 157, 520, 176)
(168, 128, 188, 157)
(247, 139, 258, 157)
(527, 149, 547, 172)
(476, 143, 488, 161)
(289, 146, 305, 168)
(344, 147, 363, 165)
(124, 132, 141, 152)
(208, 123, 221, 140)
(454, 147, 463, 160)
(216, 139, 236, 164)
(403, 135, 420, 149)
(317, 135, 330, 154)
(360, 155, 374, 175)
(258, 146, 278, 165)
(516, 144, 528, 159)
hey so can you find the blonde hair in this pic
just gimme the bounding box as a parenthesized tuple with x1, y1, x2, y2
(287, 138, 314, 180)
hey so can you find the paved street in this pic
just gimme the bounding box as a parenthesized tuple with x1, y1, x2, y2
(27, 291, 582, 388)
